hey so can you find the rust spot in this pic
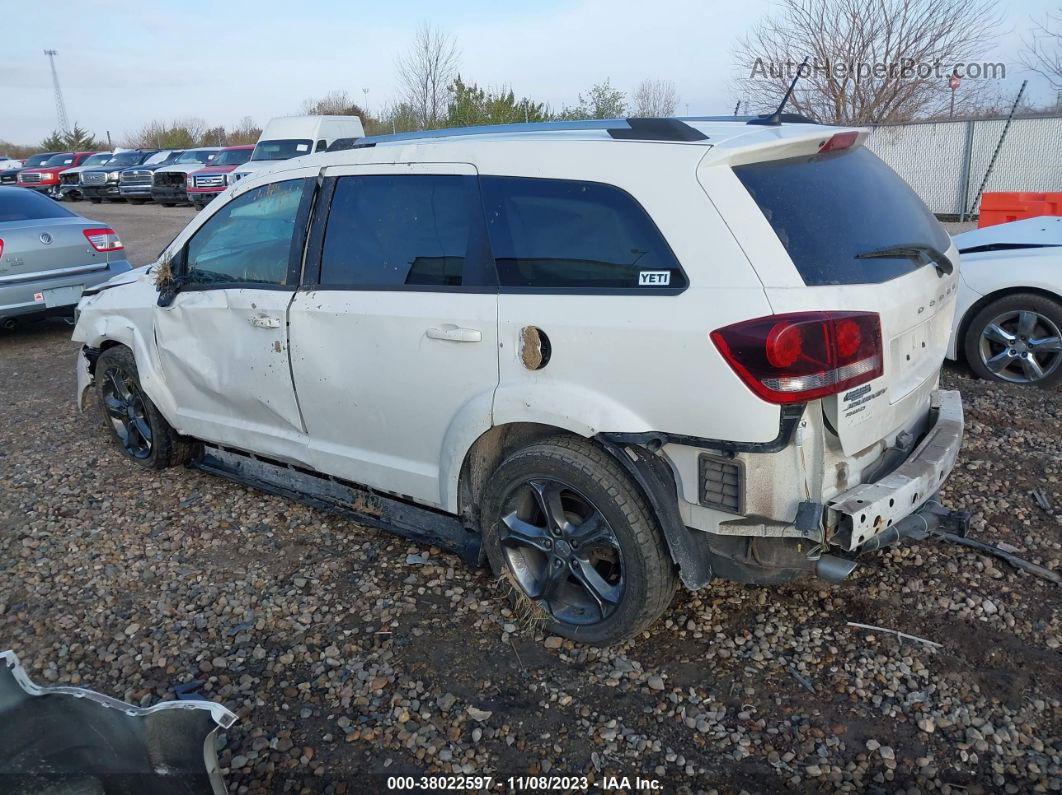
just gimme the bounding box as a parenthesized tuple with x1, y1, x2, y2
(272, 340, 283, 353)
(520, 326, 550, 370)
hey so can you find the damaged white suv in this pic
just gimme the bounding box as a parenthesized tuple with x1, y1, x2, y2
(74, 117, 965, 645)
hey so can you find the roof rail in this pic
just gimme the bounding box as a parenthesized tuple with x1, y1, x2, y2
(334, 117, 712, 150)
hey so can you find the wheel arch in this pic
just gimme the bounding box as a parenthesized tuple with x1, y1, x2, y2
(955, 285, 1062, 365)
(456, 422, 712, 590)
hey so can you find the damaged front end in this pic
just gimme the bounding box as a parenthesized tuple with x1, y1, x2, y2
(0, 650, 237, 794)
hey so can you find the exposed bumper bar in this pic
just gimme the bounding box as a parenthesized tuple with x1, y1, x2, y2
(829, 389, 964, 551)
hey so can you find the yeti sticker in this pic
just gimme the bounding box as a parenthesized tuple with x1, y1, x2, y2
(638, 271, 671, 286)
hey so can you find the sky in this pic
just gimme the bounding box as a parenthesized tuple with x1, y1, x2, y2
(1, 0, 1059, 146)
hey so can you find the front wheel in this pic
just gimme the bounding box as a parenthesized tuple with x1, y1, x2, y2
(964, 293, 1062, 387)
(95, 346, 191, 469)
(481, 436, 677, 646)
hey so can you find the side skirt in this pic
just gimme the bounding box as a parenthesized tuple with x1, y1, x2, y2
(193, 445, 482, 566)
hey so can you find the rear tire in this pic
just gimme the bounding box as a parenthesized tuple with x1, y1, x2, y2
(95, 346, 192, 469)
(964, 293, 1062, 388)
(481, 435, 677, 646)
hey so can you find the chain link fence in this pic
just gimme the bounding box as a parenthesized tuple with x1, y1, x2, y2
(864, 115, 1062, 218)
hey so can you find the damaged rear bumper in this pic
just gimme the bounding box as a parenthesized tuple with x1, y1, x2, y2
(829, 389, 964, 551)
(0, 649, 237, 794)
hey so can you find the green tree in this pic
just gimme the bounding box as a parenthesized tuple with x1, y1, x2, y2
(559, 79, 626, 120)
(446, 76, 549, 127)
(40, 123, 103, 152)
(40, 131, 65, 151)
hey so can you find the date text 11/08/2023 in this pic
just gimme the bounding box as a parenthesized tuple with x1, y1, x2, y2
(384, 775, 663, 791)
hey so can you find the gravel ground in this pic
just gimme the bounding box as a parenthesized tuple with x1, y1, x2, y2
(0, 206, 1058, 793)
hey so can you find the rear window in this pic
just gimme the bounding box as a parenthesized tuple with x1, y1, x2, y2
(0, 188, 75, 221)
(480, 177, 686, 291)
(734, 147, 950, 286)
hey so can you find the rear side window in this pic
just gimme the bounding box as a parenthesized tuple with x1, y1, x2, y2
(0, 188, 74, 221)
(320, 175, 478, 287)
(734, 147, 950, 286)
(480, 177, 686, 290)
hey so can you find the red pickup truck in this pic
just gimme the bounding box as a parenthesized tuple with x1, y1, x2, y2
(185, 145, 254, 209)
(16, 152, 96, 195)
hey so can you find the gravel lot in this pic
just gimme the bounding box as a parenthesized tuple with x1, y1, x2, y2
(0, 206, 1058, 793)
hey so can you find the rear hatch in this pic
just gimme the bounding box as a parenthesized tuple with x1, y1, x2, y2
(708, 132, 958, 455)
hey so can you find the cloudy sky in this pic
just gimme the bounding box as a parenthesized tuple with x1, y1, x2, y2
(2, 0, 1059, 146)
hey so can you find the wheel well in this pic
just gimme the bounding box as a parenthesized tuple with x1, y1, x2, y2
(458, 423, 581, 518)
(87, 339, 125, 376)
(956, 286, 1062, 364)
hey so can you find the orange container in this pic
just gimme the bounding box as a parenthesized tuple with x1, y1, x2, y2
(978, 192, 1062, 228)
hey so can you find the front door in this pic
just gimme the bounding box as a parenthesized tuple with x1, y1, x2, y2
(288, 163, 499, 509)
(153, 174, 316, 463)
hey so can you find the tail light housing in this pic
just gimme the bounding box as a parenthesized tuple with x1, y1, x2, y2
(711, 311, 883, 404)
(82, 227, 123, 252)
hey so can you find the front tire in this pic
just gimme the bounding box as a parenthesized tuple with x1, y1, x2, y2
(95, 346, 191, 469)
(964, 293, 1062, 387)
(481, 435, 677, 646)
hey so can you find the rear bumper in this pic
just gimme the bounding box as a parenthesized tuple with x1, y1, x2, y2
(828, 389, 964, 550)
(0, 260, 133, 322)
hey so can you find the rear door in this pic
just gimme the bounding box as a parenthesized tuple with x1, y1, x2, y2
(702, 144, 959, 455)
(288, 163, 499, 509)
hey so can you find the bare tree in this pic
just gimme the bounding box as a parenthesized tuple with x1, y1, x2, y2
(632, 79, 679, 117)
(1021, 7, 1062, 93)
(732, 0, 1003, 124)
(300, 90, 364, 116)
(227, 116, 262, 145)
(397, 23, 459, 129)
(124, 117, 208, 149)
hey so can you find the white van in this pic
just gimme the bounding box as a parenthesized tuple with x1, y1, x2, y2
(231, 115, 364, 183)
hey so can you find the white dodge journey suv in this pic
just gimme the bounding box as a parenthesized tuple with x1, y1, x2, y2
(73, 116, 964, 645)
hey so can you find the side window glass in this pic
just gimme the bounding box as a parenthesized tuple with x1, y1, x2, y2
(185, 179, 305, 285)
(315, 139, 327, 152)
(480, 176, 686, 290)
(320, 174, 475, 287)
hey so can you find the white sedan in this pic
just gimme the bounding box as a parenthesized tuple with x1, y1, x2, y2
(949, 216, 1062, 387)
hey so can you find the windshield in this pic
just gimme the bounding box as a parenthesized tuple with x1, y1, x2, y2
(176, 150, 217, 164)
(211, 148, 253, 166)
(43, 153, 75, 167)
(733, 147, 950, 286)
(82, 153, 112, 166)
(106, 151, 149, 168)
(251, 139, 313, 161)
(24, 153, 55, 168)
(144, 150, 179, 165)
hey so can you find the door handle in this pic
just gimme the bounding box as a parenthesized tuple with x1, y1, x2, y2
(426, 325, 481, 343)
(250, 315, 281, 329)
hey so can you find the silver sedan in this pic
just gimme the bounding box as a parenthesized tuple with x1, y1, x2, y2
(0, 186, 131, 328)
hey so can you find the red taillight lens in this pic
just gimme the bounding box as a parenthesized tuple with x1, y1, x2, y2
(82, 227, 123, 252)
(711, 311, 883, 404)
(0, 238, 4, 259)
(819, 131, 859, 153)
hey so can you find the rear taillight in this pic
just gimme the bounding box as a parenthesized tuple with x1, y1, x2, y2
(711, 311, 883, 404)
(82, 227, 123, 252)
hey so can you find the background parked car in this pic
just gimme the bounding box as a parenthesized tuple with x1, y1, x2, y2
(949, 216, 1062, 387)
(0, 155, 23, 170)
(0, 186, 130, 329)
(150, 148, 220, 206)
(56, 152, 114, 201)
(1, 152, 55, 185)
(185, 145, 253, 210)
(79, 150, 161, 203)
(16, 152, 96, 193)
(117, 150, 184, 204)
(230, 115, 363, 183)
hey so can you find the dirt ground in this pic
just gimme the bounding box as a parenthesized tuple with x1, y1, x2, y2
(0, 205, 1058, 794)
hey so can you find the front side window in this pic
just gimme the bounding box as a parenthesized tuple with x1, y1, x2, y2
(320, 174, 477, 288)
(185, 179, 307, 286)
(480, 177, 686, 290)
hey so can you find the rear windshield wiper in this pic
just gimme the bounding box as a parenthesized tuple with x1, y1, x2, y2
(855, 244, 953, 276)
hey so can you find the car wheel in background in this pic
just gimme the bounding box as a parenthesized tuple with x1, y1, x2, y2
(964, 293, 1062, 388)
(128, 199, 146, 205)
(89, 198, 101, 204)
(481, 435, 677, 646)
(160, 202, 176, 207)
(95, 346, 193, 469)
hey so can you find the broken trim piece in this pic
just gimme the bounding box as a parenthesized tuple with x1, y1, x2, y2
(0, 649, 237, 794)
